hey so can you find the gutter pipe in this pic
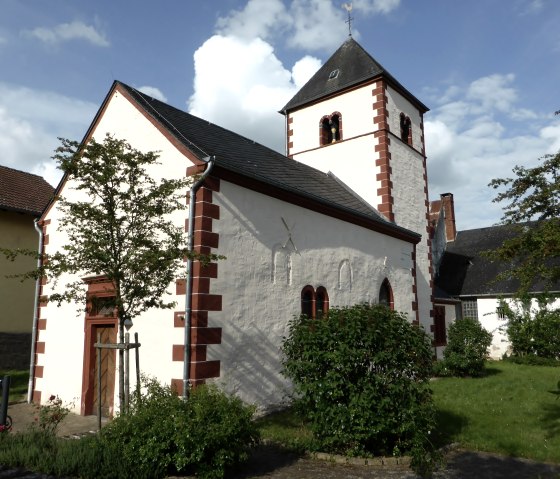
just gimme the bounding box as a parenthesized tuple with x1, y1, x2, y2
(183, 156, 215, 398)
(28, 219, 44, 403)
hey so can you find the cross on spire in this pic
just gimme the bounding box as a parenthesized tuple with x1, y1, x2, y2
(343, 2, 354, 37)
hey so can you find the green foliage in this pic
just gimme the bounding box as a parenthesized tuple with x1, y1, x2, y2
(282, 304, 438, 476)
(488, 150, 560, 293)
(442, 318, 492, 377)
(99, 378, 259, 479)
(0, 430, 124, 478)
(33, 395, 71, 435)
(1, 135, 223, 411)
(499, 296, 560, 360)
(46, 135, 220, 320)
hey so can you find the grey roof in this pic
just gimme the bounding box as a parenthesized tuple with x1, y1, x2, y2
(281, 37, 428, 113)
(0, 165, 54, 216)
(113, 82, 419, 241)
(435, 223, 560, 296)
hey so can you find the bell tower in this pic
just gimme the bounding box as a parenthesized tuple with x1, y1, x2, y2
(281, 38, 433, 330)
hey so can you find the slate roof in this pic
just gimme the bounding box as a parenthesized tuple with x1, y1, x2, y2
(281, 37, 428, 113)
(114, 81, 418, 241)
(435, 223, 560, 296)
(0, 165, 54, 216)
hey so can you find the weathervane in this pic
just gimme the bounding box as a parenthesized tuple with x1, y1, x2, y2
(343, 2, 353, 37)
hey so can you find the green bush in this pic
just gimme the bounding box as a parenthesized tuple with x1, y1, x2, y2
(282, 304, 437, 477)
(503, 354, 560, 367)
(0, 430, 120, 478)
(501, 297, 560, 359)
(442, 318, 492, 377)
(99, 379, 259, 479)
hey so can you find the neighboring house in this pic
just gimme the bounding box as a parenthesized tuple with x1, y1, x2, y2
(432, 196, 560, 359)
(0, 165, 54, 370)
(32, 38, 437, 415)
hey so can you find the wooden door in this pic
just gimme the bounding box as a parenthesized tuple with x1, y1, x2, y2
(92, 325, 116, 417)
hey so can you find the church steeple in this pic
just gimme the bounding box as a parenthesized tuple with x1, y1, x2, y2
(281, 38, 433, 330)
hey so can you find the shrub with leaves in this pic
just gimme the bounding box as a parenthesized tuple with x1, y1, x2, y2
(99, 378, 259, 479)
(442, 318, 492, 377)
(33, 395, 71, 435)
(282, 304, 437, 477)
(500, 297, 560, 360)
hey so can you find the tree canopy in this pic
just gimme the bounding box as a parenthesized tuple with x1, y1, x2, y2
(3, 134, 218, 410)
(488, 150, 560, 292)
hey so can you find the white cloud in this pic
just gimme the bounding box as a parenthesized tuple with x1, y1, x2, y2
(287, 0, 348, 51)
(425, 74, 559, 230)
(352, 0, 401, 14)
(24, 21, 109, 47)
(216, 0, 291, 41)
(291, 55, 322, 89)
(466, 73, 517, 113)
(188, 35, 321, 152)
(215, 0, 400, 54)
(0, 83, 98, 186)
(137, 86, 167, 102)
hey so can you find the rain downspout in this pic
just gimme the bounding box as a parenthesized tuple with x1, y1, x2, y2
(28, 219, 43, 403)
(183, 156, 215, 398)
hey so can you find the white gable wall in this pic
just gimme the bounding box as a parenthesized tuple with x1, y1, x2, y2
(209, 180, 416, 408)
(37, 90, 193, 413)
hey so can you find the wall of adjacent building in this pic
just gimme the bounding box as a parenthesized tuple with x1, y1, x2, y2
(0, 210, 37, 370)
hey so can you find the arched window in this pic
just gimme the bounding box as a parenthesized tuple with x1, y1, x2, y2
(320, 117, 331, 145)
(400, 113, 412, 146)
(301, 285, 329, 319)
(378, 278, 394, 310)
(320, 113, 342, 146)
(301, 285, 315, 318)
(315, 286, 329, 319)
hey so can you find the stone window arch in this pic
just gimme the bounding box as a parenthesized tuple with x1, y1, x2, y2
(379, 278, 394, 310)
(400, 112, 412, 146)
(315, 286, 329, 319)
(320, 112, 343, 146)
(301, 285, 330, 318)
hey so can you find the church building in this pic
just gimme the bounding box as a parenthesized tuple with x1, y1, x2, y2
(31, 38, 438, 415)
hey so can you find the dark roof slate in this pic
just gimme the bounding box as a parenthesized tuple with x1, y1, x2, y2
(436, 223, 559, 296)
(0, 165, 54, 216)
(116, 82, 418, 240)
(281, 37, 428, 113)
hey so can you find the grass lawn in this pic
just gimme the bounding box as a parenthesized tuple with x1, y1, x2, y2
(257, 362, 560, 464)
(431, 361, 560, 463)
(0, 369, 29, 403)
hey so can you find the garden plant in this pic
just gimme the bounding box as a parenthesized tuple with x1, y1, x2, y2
(282, 303, 438, 477)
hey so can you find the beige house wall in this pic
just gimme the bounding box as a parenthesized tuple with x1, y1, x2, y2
(0, 210, 38, 333)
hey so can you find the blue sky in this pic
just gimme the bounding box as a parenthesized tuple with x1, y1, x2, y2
(1, 0, 559, 230)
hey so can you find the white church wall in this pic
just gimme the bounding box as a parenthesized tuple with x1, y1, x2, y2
(433, 302, 459, 360)
(37, 90, 193, 413)
(208, 180, 416, 409)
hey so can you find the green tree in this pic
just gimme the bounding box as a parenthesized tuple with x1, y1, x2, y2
(488, 150, 560, 293)
(3, 134, 217, 412)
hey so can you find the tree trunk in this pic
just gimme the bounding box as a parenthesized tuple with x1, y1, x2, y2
(118, 316, 125, 413)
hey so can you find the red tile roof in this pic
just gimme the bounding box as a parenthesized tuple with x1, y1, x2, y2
(0, 165, 55, 216)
